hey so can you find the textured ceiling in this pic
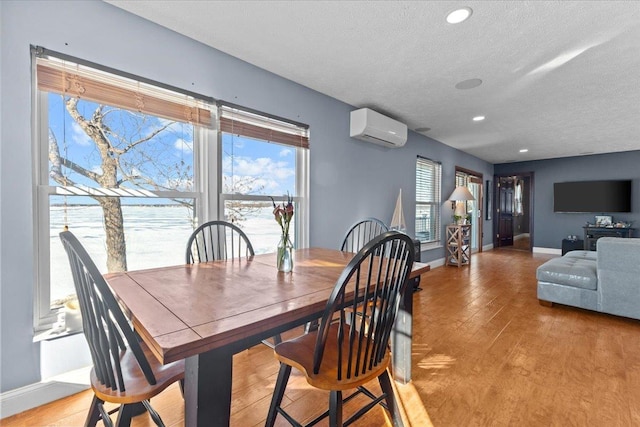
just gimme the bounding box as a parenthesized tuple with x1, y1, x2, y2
(105, 0, 640, 164)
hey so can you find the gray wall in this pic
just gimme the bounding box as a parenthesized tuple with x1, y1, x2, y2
(0, 1, 492, 393)
(495, 150, 640, 249)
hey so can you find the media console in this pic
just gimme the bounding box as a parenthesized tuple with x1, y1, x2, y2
(562, 238, 584, 255)
(583, 226, 635, 251)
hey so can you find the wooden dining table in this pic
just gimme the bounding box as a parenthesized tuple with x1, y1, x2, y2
(106, 247, 430, 427)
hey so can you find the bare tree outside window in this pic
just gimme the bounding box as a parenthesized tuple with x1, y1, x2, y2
(47, 94, 195, 272)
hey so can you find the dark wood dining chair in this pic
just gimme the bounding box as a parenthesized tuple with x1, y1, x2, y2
(185, 220, 255, 263)
(59, 231, 185, 427)
(266, 231, 415, 427)
(340, 217, 389, 252)
(299, 217, 389, 334)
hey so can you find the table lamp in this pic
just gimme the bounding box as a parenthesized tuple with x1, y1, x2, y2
(448, 186, 475, 219)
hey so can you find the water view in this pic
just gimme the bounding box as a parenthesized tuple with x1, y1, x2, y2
(50, 205, 284, 304)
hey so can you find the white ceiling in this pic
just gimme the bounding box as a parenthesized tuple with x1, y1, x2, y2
(105, 0, 640, 164)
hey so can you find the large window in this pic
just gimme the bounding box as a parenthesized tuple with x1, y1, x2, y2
(33, 50, 310, 331)
(33, 48, 213, 330)
(415, 156, 442, 246)
(219, 104, 309, 253)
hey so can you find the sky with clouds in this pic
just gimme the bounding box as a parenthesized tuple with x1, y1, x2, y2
(48, 94, 297, 199)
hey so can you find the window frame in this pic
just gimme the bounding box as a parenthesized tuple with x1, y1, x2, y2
(31, 49, 310, 332)
(31, 49, 215, 331)
(217, 104, 310, 250)
(415, 156, 442, 249)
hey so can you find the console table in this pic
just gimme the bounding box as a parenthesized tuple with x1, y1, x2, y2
(583, 226, 635, 251)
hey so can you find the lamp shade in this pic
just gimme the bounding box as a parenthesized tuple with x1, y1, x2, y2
(448, 186, 475, 202)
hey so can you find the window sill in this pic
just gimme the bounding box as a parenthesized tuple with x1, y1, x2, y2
(33, 327, 83, 343)
(419, 242, 443, 251)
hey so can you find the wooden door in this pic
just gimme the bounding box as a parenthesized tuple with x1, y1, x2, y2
(497, 177, 514, 247)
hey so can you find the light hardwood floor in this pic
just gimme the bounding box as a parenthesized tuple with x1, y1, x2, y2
(4, 248, 640, 426)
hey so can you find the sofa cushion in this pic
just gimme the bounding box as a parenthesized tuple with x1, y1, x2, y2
(536, 256, 597, 290)
(564, 250, 597, 261)
(537, 281, 598, 310)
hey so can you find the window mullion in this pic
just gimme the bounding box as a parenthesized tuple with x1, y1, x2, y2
(196, 126, 218, 225)
(296, 148, 309, 249)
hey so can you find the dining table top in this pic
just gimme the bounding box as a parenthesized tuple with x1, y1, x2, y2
(106, 247, 430, 366)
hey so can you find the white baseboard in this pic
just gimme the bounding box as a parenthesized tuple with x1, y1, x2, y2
(427, 257, 446, 269)
(483, 243, 494, 251)
(0, 366, 90, 419)
(423, 246, 493, 270)
(533, 247, 562, 255)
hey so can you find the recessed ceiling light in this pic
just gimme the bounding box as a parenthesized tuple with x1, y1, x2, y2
(472, 116, 485, 122)
(455, 78, 483, 90)
(446, 7, 473, 24)
(415, 127, 431, 133)
(519, 149, 529, 153)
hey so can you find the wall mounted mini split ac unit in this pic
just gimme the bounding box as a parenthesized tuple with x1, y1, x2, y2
(349, 108, 408, 148)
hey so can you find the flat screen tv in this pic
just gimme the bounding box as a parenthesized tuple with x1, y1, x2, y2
(554, 180, 632, 213)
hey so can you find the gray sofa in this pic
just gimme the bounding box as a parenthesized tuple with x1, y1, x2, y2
(537, 237, 640, 320)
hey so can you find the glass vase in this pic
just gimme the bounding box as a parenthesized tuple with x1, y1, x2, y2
(276, 234, 294, 273)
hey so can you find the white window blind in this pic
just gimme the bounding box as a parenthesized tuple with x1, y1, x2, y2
(456, 171, 468, 187)
(416, 156, 442, 244)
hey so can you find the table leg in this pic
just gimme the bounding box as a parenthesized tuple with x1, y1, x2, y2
(392, 285, 413, 384)
(184, 347, 233, 427)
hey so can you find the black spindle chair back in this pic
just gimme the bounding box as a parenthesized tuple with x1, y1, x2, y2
(316, 231, 414, 380)
(185, 220, 254, 264)
(60, 231, 185, 427)
(340, 217, 389, 253)
(60, 231, 156, 391)
(266, 231, 414, 427)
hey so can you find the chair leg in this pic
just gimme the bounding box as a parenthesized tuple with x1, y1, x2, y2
(142, 400, 165, 426)
(266, 363, 292, 427)
(329, 390, 343, 427)
(305, 319, 319, 333)
(378, 371, 401, 427)
(114, 404, 134, 427)
(261, 334, 282, 349)
(84, 395, 103, 427)
(273, 333, 282, 345)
